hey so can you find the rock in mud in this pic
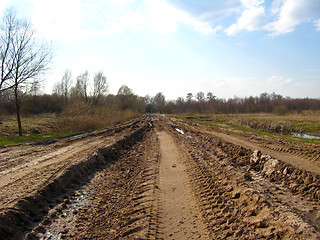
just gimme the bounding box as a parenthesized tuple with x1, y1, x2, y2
(262, 158, 279, 176)
(250, 150, 262, 165)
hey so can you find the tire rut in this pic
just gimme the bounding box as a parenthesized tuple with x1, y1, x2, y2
(24, 123, 158, 240)
(156, 130, 208, 239)
(161, 116, 320, 239)
(0, 120, 150, 240)
(1, 116, 320, 239)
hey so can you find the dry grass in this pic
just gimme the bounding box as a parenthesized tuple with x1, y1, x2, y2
(57, 102, 140, 133)
(0, 102, 141, 145)
(0, 115, 58, 137)
(174, 111, 320, 135)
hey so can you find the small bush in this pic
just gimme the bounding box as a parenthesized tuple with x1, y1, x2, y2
(273, 105, 289, 116)
(56, 102, 140, 133)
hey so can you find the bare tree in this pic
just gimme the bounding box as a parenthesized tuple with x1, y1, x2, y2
(0, 8, 52, 135)
(0, 8, 17, 92)
(61, 70, 72, 104)
(53, 70, 72, 105)
(52, 82, 62, 99)
(73, 70, 89, 102)
(29, 79, 42, 96)
(92, 71, 108, 105)
(144, 94, 155, 113)
(154, 92, 165, 113)
(186, 92, 193, 102)
(116, 85, 134, 110)
(207, 92, 216, 101)
(196, 92, 205, 102)
(117, 85, 133, 95)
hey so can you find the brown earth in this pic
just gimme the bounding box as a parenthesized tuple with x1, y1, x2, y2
(0, 115, 319, 239)
(157, 131, 208, 239)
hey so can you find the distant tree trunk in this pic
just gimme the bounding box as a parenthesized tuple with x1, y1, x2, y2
(62, 70, 72, 105)
(14, 85, 22, 136)
(92, 72, 108, 105)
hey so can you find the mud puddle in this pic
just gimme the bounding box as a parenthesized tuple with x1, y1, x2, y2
(292, 132, 320, 139)
(37, 188, 93, 240)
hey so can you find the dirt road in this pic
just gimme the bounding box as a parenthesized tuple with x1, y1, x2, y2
(0, 116, 319, 239)
(157, 131, 208, 239)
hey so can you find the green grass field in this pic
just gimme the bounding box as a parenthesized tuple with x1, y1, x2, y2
(174, 112, 320, 144)
(1, 112, 319, 146)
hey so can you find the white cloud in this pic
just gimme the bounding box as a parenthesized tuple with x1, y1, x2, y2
(107, 0, 135, 5)
(212, 25, 223, 34)
(314, 18, 320, 31)
(121, 12, 145, 30)
(180, 14, 217, 35)
(143, 0, 180, 34)
(142, 0, 218, 35)
(224, 0, 320, 36)
(6, 0, 319, 40)
(29, 0, 83, 40)
(270, 0, 284, 14)
(169, 0, 241, 22)
(267, 75, 293, 86)
(26, 0, 221, 39)
(240, 0, 264, 8)
(225, 5, 267, 35)
(266, 0, 320, 36)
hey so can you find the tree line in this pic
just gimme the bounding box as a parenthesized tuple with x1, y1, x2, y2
(156, 92, 320, 115)
(1, 82, 319, 117)
(1, 7, 319, 136)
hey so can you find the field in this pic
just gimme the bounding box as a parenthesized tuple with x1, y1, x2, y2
(0, 114, 320, 239)
(0, 110, 139, 146)
(175, 112, 320, 140)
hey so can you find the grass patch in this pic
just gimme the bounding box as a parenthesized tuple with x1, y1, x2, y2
(0, 132, 73, 146)
(172, 113, 320, 145)
(0, 104, 141, 146)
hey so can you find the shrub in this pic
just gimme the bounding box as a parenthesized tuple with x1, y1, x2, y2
(56, 102, 141, 133)
(273, 105, 289, 116)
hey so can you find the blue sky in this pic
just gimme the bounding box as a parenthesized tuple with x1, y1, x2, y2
(1, 0, 320, 99)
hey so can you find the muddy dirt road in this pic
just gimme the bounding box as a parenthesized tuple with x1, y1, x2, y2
(157, 131, 208, 239)
(0, 116, 319, 239)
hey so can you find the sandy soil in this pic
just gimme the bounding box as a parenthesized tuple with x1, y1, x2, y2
(177, 120, 320, 175)
(157, 131, 208, 239)
(0, 115, 319, 239)
(0, 119, 144, 210)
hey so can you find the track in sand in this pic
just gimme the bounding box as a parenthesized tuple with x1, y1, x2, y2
(0, 116, 319, 239)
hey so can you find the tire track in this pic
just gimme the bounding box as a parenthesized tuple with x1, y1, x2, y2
(2, 116, 319, 239)
(156, 130, 208, 239)
(25, 123, 158, 240)
(0, 121, 150, 240)
(160, 117, 320, 239)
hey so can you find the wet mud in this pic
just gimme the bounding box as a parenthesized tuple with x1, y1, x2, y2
(0, 116, 319, 239)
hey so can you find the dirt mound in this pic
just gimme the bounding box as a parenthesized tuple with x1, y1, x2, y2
(250, 150, 320, 201)
(0, 121, 149, 240)
(26, 125, 158, 239)
(161, 117, 320, 239)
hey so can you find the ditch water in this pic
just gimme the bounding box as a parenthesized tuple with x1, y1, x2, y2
(292, 132, 320, 139)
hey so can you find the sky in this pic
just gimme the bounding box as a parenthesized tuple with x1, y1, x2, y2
(1, 0, 320, 100)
